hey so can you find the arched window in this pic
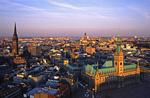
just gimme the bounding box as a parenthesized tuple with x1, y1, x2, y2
(120, 62, 122, 65)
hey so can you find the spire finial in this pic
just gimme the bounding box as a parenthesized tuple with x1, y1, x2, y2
(14, 22, 17, 35)
(115, 33, 122, 53)
(117, 32, 120, 37)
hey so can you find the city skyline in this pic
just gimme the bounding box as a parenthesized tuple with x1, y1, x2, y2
(0, 1, 150, 97)
(0, 0, 150, 37)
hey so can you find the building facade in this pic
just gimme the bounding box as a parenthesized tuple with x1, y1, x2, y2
(83, 37, 140, 92)
(28, 44, 41, 56)
(86, 47, 96, 55)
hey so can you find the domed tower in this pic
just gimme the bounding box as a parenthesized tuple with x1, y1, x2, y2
(114, 36, 124, 76)
(12, 23, 19, 56)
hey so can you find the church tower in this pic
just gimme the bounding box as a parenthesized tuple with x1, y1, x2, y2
(12, 23, 19, 56)
(114, 36, 124, 76)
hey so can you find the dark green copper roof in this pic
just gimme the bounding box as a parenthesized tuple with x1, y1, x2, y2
(124, 63, 137, 71)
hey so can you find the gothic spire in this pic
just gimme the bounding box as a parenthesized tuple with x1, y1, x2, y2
(13, 22, 18, 40)
(12, 22, 19, 55)
(14, 23, 17, 36)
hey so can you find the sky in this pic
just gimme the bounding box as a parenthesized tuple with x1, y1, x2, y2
(0, 0, 150, 37)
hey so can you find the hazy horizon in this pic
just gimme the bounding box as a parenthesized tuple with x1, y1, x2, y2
(0, 0, 150, 37)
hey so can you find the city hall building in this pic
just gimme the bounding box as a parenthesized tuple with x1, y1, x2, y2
(82, 37, 140, 92)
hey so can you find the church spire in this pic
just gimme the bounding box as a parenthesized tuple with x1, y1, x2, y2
(12, 23, 19, 56)
(13, 23, 18, 39)
(14, 23, 17, 35)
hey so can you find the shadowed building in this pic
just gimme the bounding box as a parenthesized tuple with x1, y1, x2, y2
(26, 80, 70, 98)
(12, 23, 26, 65)
(0, 86, 23, 98)
(12, 23, 19, 56)
(28, 44, 41, 56)
(82, 37, 140, 92)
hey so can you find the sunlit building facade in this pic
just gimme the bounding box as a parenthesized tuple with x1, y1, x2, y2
(83, 37, 140, 92)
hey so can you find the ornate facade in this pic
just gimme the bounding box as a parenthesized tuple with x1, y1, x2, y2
(83, 37, 140, 92)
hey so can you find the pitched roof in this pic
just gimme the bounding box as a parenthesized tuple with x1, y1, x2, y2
(102, 60, 113, 68)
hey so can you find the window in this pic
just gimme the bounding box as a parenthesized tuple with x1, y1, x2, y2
(120, 62, 122, 65)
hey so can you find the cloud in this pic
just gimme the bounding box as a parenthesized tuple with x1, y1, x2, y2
(0, 0, 66, 19)
(128, 6, 150, 19)
(0, 0, 118, 20)
(0, 0, 45, 12)
(0, 0, 120, 21)
(47, 0, 83, 10)
(46, 0, 119, 20)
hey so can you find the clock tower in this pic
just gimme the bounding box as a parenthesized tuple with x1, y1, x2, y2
(114, 37, 124, 76)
